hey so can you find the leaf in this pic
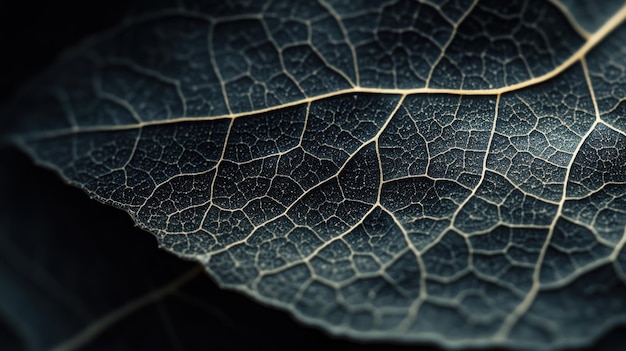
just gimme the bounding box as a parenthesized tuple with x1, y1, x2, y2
(0, 149, 204, 350)
(1, 148, 395, 351)
(2, 0, 626, 349)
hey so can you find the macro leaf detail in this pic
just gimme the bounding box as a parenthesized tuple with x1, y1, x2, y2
(3, 0, 626, 349)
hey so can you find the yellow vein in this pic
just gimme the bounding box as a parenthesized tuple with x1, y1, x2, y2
(16, 2, 626, 142)
(494, 56, 605, 340)
(547, 0, 591, 39)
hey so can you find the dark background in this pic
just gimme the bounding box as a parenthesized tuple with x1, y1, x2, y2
(0, 1, 623, 350)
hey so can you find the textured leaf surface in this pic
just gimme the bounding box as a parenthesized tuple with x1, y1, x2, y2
(2, 149, 412, 351)
(3, 0, 626, 349)
(0, 150, 204, 350)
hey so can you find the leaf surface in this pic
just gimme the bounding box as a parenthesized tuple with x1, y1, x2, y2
(3, 0, 626, 349)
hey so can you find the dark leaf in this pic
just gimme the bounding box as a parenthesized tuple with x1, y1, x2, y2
(2, 0, 626, 349)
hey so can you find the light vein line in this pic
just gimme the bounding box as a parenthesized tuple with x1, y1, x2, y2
(207, 20, 233, 115)
(317, 0, 360, 86)
(425, 0, 478, 87)
(494, 56, 604, 340)
(16, 2, 626, 142)
(51, 266, 203, 351)
(547, 0, 592, 39)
